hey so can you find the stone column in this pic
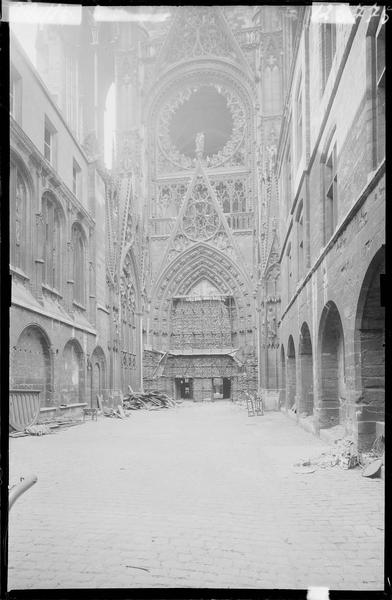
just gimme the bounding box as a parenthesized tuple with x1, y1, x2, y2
(135, 310, 144, 392)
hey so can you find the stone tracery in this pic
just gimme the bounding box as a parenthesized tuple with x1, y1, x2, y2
(181, 179, 220, 241)
(163, 7, 238, 65)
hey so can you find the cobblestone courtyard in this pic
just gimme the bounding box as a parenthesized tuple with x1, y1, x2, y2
(8, 402, 384, 590)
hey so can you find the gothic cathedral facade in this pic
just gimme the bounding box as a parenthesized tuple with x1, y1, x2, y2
(10, 6, 385, 450)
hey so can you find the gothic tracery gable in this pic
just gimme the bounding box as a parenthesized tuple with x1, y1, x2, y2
(156, 6, 251, 72)
(154, 161, 249, 276)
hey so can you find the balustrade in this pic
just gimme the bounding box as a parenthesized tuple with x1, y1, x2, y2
(226, 212, 254, 231)
(149, 218, 175, 236)
(234, 27, 262, 47)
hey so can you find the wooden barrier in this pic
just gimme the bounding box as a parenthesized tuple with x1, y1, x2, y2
(9, 389, 41, 432)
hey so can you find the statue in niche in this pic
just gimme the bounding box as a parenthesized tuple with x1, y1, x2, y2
(215, 231, 228, 251)
(173, 234, 187, 252)
(195, 132, 205, 159)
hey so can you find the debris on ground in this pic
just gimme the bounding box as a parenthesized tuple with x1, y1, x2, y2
(293, 465, 316, 474)
(123, 390, 177, 411)
(294, 438, 359, 472)
(103, 406, 129, 418)
(24, 424, 52, 436)
(294, 434, 385, 477)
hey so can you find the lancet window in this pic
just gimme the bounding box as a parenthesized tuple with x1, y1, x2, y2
(42, 192, 62, 291)
(10, 162, 28, 272)
(72, 223, 86, 305)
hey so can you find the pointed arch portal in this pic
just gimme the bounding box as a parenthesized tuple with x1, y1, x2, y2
(150, 242, 252, 348)
(149, 241, 254, 402)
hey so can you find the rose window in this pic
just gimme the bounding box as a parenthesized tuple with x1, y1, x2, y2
(158, 83, 246, 170)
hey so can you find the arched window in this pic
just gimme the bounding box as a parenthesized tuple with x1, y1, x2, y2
(72, 224, 86, 305)
(42, 192, 62, 291)
(10, 162, 28, 271)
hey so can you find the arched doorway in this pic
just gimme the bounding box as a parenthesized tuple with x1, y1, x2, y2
(299, 322, 313, 416)
(355, 247, 385, 447)
(90, 346, 107, 407)
(61, 339, 85, 404)
(318, 302, 345, 428)
(11, 325, 53, 406)
(280, 344, 286, 409)
(286, 336, 296, 409)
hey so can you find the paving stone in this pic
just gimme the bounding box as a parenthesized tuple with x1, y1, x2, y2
(8, 403, 384, 590)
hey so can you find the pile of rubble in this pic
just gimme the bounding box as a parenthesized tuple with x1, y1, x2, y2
(294, 435, 385, 476)
(123, 390, 177, 411)
(312, 438, 359, 469)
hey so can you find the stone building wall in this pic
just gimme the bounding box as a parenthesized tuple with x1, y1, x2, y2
(9, 34, 113, 410)
(276, 8, 385, 450)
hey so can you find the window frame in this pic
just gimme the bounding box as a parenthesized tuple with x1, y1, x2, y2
(284, 132, 292, 213)
(44, 116, 57, 167)
(286, 241, 292, 301)
(10, 161, 29, 274)
(42, 193, 62, 293)
(72, 223, 87, 308)
(295, 75, 303, 167)
(322, 139, 338, 244)
(72, 158, 82, 199)
(296, 201, 304, 281)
